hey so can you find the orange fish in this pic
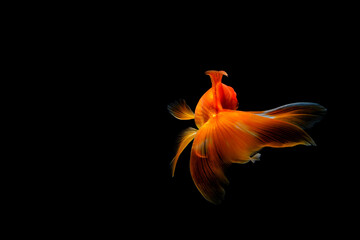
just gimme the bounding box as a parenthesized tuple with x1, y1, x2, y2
(168, 70, 326, 204)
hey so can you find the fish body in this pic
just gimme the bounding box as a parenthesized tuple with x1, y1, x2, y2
(194, 71, 238, 128)
(168, 70, 326, 204)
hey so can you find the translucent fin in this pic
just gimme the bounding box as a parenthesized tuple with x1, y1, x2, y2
(213, 110, 316, 162)
(189, 110, 317, 204)
(250, 102, 327, 129)
(190, 124, 229, 204)
(231, 110, 316, 148)
(168, 99, 195, 120)
(170, 127, 197, 177)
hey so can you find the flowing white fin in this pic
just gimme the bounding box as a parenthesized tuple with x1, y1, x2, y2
(250, 153, 261, 163)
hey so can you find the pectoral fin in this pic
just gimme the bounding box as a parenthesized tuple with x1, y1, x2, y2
(168, 99, 195, 120)
(170, 127, 197, 177)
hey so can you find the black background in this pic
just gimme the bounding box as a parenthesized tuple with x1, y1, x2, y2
(152, 64, 340, 207)
(95, 29, 352, 234)
(119, 59, 349, 233)
(44, 8, 356, 236)
(8, 3, 357, 238)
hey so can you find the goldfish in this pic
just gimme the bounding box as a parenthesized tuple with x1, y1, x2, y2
(168, 70, 326, 204)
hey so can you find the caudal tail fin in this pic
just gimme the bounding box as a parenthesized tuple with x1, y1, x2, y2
(250, 102, 327, 129)
(189, 109, 318, 204)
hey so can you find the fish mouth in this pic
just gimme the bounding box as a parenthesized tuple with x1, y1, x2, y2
(205, 70, 228, 87)
(205, 70, 228, 77)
